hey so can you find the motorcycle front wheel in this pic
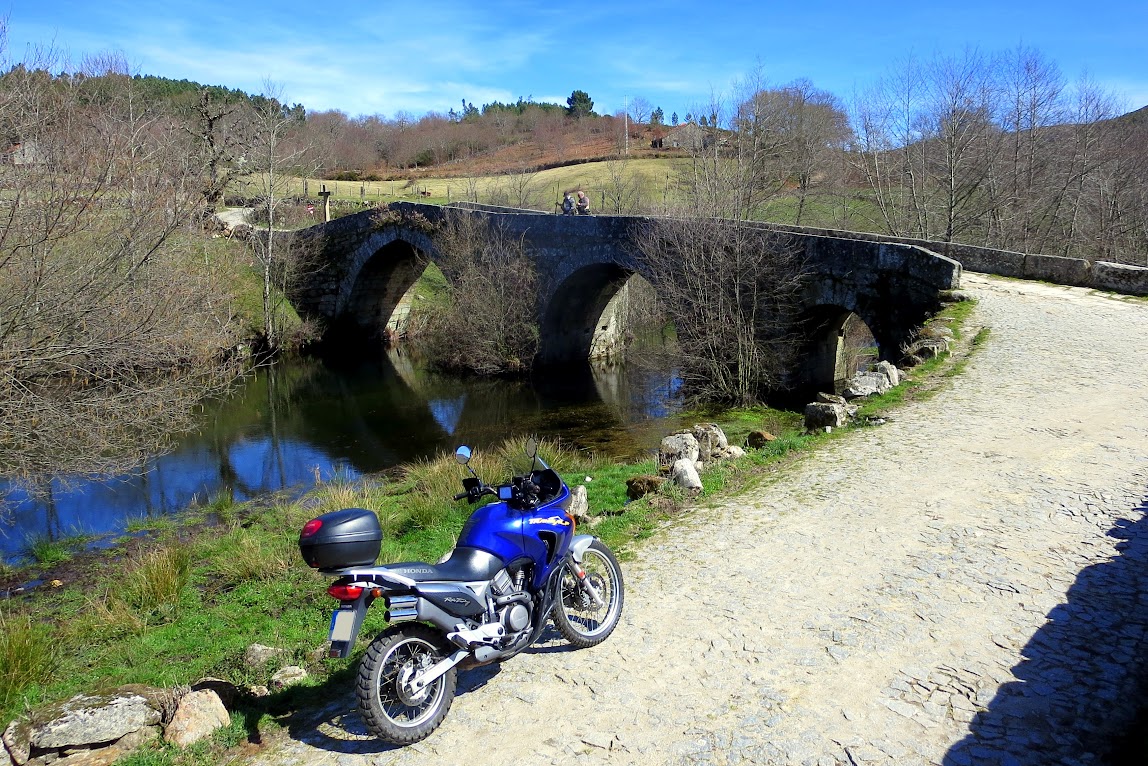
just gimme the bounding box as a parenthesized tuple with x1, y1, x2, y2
(356, 623, 456, 744)
(552, 539, 625, 648)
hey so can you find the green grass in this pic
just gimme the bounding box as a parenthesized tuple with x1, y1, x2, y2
(0, 609, 57, 711)
(22, 530, 93, 566)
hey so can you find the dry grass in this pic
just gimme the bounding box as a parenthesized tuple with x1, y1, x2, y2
(211, 529, 298, 583)
(0, 609, 56, 709)
(110, 544, 193, 628)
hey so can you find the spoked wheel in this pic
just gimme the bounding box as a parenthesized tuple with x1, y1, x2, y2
(356, 624, 456, 744)
(552, 539, 625, 648)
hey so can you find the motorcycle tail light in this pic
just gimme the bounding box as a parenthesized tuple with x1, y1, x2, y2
(301, 518, 323, 537)
(327, 584, 364, 601)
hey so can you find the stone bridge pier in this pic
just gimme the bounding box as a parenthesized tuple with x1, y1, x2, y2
(287, 202, 961, 392)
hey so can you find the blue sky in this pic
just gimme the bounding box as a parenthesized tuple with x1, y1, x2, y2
(5, 1, 1147, 119)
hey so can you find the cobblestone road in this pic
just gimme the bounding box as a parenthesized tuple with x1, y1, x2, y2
(247, 273, 1148, 766)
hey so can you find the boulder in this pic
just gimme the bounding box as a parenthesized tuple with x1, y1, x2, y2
(114, 684, 181, 724)
(3, 719, 29, 765)
(804, 402, 847, 430)
(874, 360, 901, 387)
(163, 691, 230, 748)
(691, 423, 728, 459)
(841, 371, 891, 399)
(902, 337, 949, 363)
(28, 692, 161, 751)
(244, 643, 287, 668)
(671, 459, 703, 493)
(626, 475, 664, 500)
(190, 678, 238, 709)
(719, 446, 746, 460)
(113, 725, 160, 752)
(270, 666, 308, 690)
(40, 746, 126, 766)
(817, 392, 848, 405)
(746, 431, 777, 449)
(659, 432, 699, 469)
(938, 289, 973, 303)
(567, 485, 591, 524)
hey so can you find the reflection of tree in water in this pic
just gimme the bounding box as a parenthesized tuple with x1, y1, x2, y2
(1, 347, 685, 558)
(944, 492, 1148, 766)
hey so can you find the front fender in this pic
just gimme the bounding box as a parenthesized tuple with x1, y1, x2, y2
(570, 535, 598, 563)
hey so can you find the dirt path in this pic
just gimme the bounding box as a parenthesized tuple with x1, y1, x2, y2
(246, 274, 1148, 766)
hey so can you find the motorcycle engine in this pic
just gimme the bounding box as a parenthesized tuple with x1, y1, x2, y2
(491, 567, 531, 634)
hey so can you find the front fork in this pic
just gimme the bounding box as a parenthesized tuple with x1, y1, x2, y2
(567, 536, 606, 608)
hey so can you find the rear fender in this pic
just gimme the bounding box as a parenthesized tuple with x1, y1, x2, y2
(327, 590, 371, 659)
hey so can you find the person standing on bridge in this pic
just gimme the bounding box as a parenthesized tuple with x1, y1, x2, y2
(561, 192, 575, 215)
(575, 190, 590, 215)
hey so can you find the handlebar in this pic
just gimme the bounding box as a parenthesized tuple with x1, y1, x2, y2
(453, 476, 544, 508)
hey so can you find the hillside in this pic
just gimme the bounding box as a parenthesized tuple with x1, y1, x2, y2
(400, 123, 679, 181)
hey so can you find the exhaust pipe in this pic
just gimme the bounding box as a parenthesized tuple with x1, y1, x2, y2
(385, 595, 418, 623)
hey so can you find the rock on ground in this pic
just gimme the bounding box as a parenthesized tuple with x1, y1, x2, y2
(164, 690, 230, 748)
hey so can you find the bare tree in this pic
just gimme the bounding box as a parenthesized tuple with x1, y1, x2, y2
(850, 53, 933, 237)
(989, 46, 1067, 252)
(627, 96, 652, 126)
(633, 217, 806, 405)
(0, 34, 242, 481)
(917, 49, 1003, 242)
(415, 212, 539, 375)
(245, 80, 314, 353)
(769, 79, 852, 225)
(602, 157, 642, 213)
(675, 73, 850, 223)
(184, 87, 251, 215)
(485, 165, 539, 209)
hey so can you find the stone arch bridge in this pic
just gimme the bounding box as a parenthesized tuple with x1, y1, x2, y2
(286, 202, 962, 390)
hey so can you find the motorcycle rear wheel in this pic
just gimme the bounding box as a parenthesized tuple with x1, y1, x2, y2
(356, 624, 456, 744)
(552, 539, 624, 648)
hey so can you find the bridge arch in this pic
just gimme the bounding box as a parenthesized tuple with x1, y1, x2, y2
(792, 304, 882, 393)
(335, 227, 440, 338)
(538, 263, 635, 365)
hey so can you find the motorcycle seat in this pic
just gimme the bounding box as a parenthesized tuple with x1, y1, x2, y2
(380, 546, 505, 583)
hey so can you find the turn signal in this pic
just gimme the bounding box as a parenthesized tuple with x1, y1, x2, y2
(327, 584, 364, 601)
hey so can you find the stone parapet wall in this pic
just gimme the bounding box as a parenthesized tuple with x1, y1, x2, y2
(756, 221, 1148, 297)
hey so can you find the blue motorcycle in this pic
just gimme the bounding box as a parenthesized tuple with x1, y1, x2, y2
(298, 439, 625, 744)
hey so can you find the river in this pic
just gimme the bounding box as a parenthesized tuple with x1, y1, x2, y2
(0, 351, 684, 563)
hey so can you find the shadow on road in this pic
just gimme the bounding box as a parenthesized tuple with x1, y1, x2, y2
(944, 491, 1148, 766)
(267, 660, 504, 756)
(268, 627, 580, 755)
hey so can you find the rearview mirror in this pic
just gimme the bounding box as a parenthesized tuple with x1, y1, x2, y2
(525, 437, 539, 459)
(454, 445, 472, 464)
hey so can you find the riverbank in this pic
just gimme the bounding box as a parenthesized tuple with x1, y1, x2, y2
(0, 299, 980, 764)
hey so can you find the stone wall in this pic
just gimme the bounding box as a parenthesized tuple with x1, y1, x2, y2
(758, 221, 1148, 297)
